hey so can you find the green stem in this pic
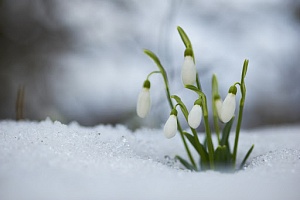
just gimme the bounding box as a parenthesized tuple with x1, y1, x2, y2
(166, 90, 196, 169)
(203, 116, 214, 169)
(232, 103, 244, 166)
(211, 74, 220, 143)
(196, 73, 202, 91)
(201, 95, 215, 169)
(178, 122, 197, 169)
(143, 49, 196, 169)
(232, 59, 248, 166)
(147, 71, 161, 80)
(212, 108, 221, 144)
(165, 86, 196, 169)
(185, 85, 214, 169)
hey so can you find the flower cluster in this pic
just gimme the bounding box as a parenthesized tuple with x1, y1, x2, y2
(136, 26, 254, 172)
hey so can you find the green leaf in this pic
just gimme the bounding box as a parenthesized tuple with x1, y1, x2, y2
(221, 117, 235, 148)
(239, 144, 254, 169)
(212, 74, 221, 143)
(171, 95, 189, 120)
(177, 26, 192, 49)
(214, 145, 228, 162)
(184, 132, 209, 163)
(175, 155, 197, 171)
(185, 84, 201, 95)
(214, 145, 232, 171)
(242, 59, 249, 79)
(143, 49, 169, 84)
(184, 132, 196, 147)
(212, 74, 219, 97)
(143, 49, 160, 67)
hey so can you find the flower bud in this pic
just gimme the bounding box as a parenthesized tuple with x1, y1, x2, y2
(163, 109, 178, 139)
(181, 51, 196, 86)
(188, 100, 202, 129)
(220, 92, 236, 123)
(215, 86, 237, 123)
(136, 80, 151, 118)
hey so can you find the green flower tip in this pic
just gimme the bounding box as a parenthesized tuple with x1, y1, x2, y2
(214, 94, 221, 101)
(228, 85, 237, 95)
(184, 48, 193, 57)
(170, 108, 178, 116)
(194, 98, 202, 106)
(143, 80, 151, 89)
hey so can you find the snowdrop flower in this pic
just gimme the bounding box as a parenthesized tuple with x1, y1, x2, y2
(137, 80, 151, 118)
(188, 99, 202, 129)
(163, 109, 178, 139)
(181, 48, 196, 86)
(216, 86, 237, 123)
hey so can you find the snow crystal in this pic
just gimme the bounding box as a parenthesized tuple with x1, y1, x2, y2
(0, 120, 300, 200)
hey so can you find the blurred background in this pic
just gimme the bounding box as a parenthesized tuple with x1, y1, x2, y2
(0, 0, 299, 129)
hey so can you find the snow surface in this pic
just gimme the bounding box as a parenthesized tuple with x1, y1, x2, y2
(0, 119, 299, 200)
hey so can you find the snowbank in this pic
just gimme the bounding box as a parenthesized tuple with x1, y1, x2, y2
(0, 119, 299, 200)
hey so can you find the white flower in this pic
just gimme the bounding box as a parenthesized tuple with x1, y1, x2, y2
(136, 87, 151, 118)
(181, 56, 196, 86)
(163, 114, 177, 139)
(188, 104, 202, 129)
(216, 93, 236, 123)
(221, 93, 236, 122)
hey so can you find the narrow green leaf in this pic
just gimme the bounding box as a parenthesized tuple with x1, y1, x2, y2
(144, 49, 161, 67)
(212, 74, 219, 96)
(239, 144, 254, 169)
(143, 49, 166, 75)
(177, 26, 192, 49)
(175, 155, 197, 171)
(200, 157, 210, 171)
(184, 132, 196, 148)
(171, 95, 189, 120)
(203, 136, 207, 150)
(242, 59, 249, 80)
(185, 84, 203, 96)
(221, 117, 235, 147)
(184, 132, 209, 163)
(214, 145, 227, 162)
(214, 145, 232, 171)
(212, 74, 221, 143)
(143, 49, 172, 108)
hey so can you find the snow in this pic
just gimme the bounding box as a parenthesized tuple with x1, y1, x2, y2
(0, 119, 299, 200)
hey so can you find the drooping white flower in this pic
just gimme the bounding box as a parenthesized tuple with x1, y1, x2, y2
(188, 104, 202, 129)
(220, 93, 236, 123)
(136, 80, 151, 118)
(181, 55, 196, 86)
(163, 109, 178, 139)
(215, 86, 237, 123)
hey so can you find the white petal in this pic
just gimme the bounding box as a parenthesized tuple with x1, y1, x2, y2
(220, 93, 236, 123)
(215, 98, 223, 119)
(188, 105, 202, 129)
(163, 115, 177, 139)
(181, 56, 196, 86)
(136, 88, 150, 118)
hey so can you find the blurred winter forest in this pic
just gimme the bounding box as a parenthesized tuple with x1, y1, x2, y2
(0, 0, 299, 129)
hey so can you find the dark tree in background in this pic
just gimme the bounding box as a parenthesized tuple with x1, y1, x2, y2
(0, 0, 73, 120)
